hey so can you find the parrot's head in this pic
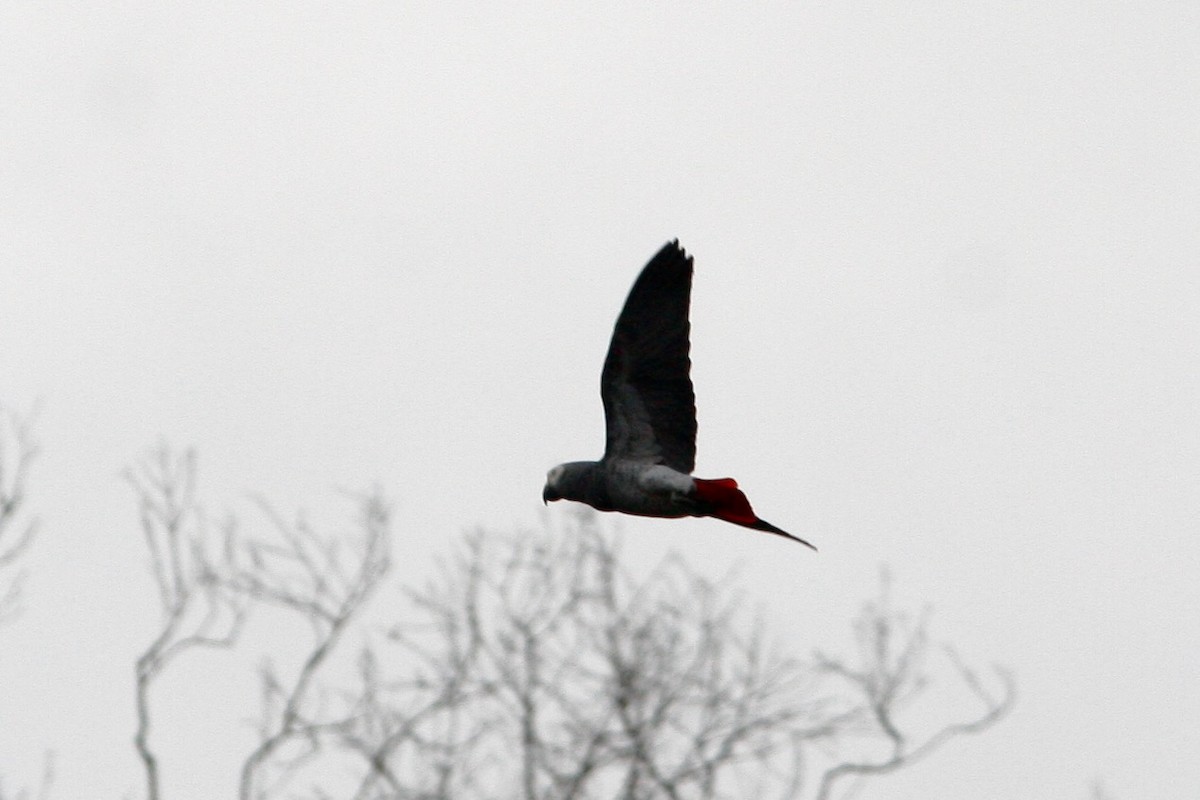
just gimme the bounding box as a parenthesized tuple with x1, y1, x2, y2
(542, 464, 566, 504)
(543, 461, 600, 506)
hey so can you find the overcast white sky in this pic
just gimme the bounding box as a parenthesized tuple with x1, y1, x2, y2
(2, 2, 1198, 798)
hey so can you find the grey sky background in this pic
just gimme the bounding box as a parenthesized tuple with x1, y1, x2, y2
(2, 2, 1198, 797)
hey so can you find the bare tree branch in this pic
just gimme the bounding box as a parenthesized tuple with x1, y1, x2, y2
(339, 515, 820, 800)
(0, 408, 50, 800)
(812, 569, 1015, 800)
(115, 442, 1009, 800)
(231, 490, 392, 800)
(127, 444, 393, 800)
(126, 444, 246, 800)
(328, 522, 1015, 800)
(0, 406, 39, 626)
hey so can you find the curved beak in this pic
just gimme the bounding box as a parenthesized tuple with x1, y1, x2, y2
(542, 485, 558, 505)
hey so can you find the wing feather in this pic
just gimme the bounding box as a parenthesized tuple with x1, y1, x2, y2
(600, 241, 697, 472)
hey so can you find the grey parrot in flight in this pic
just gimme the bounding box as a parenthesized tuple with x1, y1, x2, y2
(543, 241, 815, 549)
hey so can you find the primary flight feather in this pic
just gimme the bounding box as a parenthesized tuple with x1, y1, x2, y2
(543, 241, 814, 549)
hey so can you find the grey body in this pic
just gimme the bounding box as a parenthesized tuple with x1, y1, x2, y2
(543, 241, 814, 548)
(543, 242, 698, 516)
(546, 460, 696, 518)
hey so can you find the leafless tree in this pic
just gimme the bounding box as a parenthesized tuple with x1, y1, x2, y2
(811, 569, 1015, 800)
(124, 444, 1008, 799)
(333, 515, 1012, 800)
(0, 407, 52, 800)
(334, 514, 810, 799)
(230, 492, 391, 800)
(127, 443, 392, 800)
(0, 406, 38, 625)
(127, 445, 246, 800)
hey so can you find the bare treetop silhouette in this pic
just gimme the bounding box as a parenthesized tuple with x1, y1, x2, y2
(124, 446, 1010, 800)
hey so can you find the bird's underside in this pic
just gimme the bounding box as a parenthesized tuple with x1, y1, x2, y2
(543, 241, 815, 550)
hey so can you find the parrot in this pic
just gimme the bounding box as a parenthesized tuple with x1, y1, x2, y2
(542, 240, 815, 549)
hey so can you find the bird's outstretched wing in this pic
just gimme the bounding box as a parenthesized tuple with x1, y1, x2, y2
(600, 241, 697, 472)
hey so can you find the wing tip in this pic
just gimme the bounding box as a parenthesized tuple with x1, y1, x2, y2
(659, 239, 693, 268)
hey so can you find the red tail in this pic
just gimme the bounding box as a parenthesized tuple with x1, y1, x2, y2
(693, 478, 816, 550)
(694, 478, 758, 527)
